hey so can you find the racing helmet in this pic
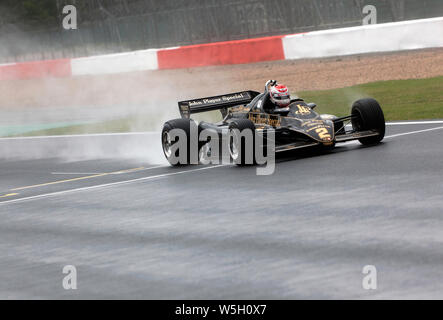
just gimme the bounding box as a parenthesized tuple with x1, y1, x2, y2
(269, 84, 291, 108)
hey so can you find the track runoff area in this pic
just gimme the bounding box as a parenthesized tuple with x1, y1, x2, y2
(0, 120, 443, 300)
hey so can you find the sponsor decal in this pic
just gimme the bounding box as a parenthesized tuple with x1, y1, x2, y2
(187, 92, 251, 107)
(299, 120, 333, 141)
(188, 100, 203, 107)
(300, 120, 324, 126)
(294, 104, 312, 115)
(249, 113, 281, 127)
(306, 124, 330, 133)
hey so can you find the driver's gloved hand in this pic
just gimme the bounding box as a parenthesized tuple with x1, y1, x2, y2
(265, 80, 277, 87)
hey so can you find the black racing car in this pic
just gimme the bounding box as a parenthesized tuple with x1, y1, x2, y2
(161, 81, 385, 166)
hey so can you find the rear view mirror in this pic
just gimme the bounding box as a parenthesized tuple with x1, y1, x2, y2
(307, 103, 317, 109)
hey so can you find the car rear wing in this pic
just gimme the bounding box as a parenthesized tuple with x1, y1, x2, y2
(178, 91, 260, 118)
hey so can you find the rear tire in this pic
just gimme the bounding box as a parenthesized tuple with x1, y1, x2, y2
(351, 98, 385, 145)
(162, 118, 199, 166)
(228, 119, 256, 166)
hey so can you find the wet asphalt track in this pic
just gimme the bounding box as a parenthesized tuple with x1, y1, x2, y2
(0, 121, 443, 299)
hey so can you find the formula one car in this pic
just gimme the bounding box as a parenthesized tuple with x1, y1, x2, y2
(162, 80, 385, 166)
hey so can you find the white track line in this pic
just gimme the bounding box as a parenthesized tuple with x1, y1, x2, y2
(0, 165, 227, 205)
(385, 126, 443, 139)
(51, 172, 105, 175)
(50, 165, 167, 175)
(387, 120, 443, 125)
(2, 125, 443, 205)
(339, 126, 443, 146)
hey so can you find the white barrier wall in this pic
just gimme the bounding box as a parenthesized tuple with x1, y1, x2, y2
(71, 49, 158, 76)
(283, 17, 443, 60)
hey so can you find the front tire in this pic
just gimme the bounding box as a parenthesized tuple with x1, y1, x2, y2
(351, 98, 385, 145)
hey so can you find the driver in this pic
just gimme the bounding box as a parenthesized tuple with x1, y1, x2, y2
(269, 84, 291, 109)
(263, 80, 291, 113)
